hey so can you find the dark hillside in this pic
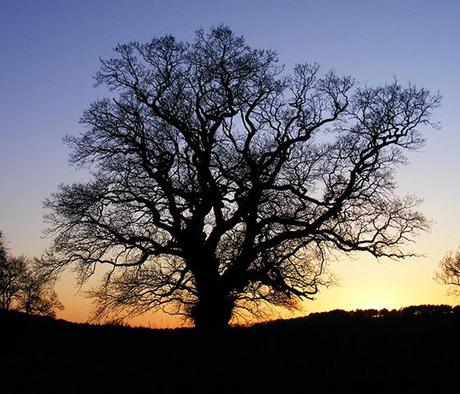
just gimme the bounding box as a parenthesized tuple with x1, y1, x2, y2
(1, 306, 459, 393)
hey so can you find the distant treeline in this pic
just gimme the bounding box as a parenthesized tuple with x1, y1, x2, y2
(307, 304, 460, 319)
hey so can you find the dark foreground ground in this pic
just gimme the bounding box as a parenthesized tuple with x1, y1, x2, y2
(1, 305, 459, 393)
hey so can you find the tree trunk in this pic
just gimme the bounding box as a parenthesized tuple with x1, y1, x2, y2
(192, 284, 234, 330)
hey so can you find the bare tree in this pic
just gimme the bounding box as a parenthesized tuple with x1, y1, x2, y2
(15, 257, 64, 317)
(435, 250, 460, 295)
(0, 232, 26, 310)
(45, 26, 440, 329)
(0, 231, 63, 317)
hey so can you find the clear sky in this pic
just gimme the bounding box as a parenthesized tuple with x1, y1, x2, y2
(1, 0, 460, 327)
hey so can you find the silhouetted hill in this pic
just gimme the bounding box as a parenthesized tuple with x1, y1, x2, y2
(1, 306, 459, 393)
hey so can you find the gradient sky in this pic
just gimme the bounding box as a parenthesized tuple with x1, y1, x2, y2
(1, 0, 460, 327)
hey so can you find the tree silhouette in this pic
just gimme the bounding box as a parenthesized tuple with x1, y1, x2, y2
(15, 256, 64, 317)
(435, 249, 460, 295)
(0, 232, 63, 317)
(0, 232, 26, 310)
(45, 26, 440, 329)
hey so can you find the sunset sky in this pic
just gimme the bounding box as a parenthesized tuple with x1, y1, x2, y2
(1, 0, 460, 327)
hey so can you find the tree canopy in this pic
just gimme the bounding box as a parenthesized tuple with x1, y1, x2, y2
(45, 26, 440, 329)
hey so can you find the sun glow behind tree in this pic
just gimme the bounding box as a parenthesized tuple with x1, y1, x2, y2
(1, 2, 459, 328)
(44, 26, 439, 329)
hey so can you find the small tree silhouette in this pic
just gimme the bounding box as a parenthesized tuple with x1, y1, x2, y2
(0, 232, 27, 310)
(15, 257, 63, 317)
(45, 26, 440, 329)
(435, 249, 460, 295)
(0, 232, 63, 317)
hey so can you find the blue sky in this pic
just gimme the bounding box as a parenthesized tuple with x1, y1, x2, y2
(1, 0, 459, 324)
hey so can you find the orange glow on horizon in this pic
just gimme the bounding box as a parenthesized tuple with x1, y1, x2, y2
(53, 242, 460, 329)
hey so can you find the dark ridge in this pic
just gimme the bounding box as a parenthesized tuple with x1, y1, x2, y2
(2, 306, 459, 393)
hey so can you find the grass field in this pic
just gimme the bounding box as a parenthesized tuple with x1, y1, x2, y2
(1, 306, 459, 393)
